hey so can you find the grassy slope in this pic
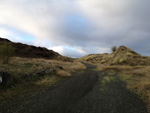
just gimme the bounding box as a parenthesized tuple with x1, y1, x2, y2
(79, 46, 150, 112)
(0, 57, 86, 101)
(0, 37, 85, 102)
(0, 37, 73, 62)
(79, 46, 150, 66)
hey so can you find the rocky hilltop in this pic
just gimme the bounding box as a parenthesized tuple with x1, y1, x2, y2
(79, 46, 150, 66)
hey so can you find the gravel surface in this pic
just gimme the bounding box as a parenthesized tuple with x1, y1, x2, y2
(0, 63, 148, 113)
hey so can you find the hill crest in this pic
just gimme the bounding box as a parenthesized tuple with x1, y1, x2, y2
(0, 37, 73, 62)
(79, 46, 150, 66)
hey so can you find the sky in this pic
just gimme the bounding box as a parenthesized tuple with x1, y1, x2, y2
(0, 0, 150, 58)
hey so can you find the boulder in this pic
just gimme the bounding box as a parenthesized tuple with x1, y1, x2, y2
(0, 76, 2, 84)
(0, 72, 11, 85)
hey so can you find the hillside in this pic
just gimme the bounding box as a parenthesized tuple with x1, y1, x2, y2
(79, 46, 150, 66)
(0, 37, 73, 62)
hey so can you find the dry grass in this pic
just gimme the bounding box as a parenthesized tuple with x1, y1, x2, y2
(131, 66, 150, 76)
(55, 61, 85, 77)
(0, 57, 85, 79)
(69, 62, 86, 71)
(56, 70, 71, 77)
(79, 46, 150, 66)
(0, 57, 86, 101)
(35, 75, 61, 86)
(99, 65, 150, 112)
(97, 65, 133, 72)
(31, 58, 86, 72)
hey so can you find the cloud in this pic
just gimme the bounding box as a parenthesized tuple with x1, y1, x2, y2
(49, 46, 86, 58)
(0, 0, 150, 57)
(0, 27, 22, 42)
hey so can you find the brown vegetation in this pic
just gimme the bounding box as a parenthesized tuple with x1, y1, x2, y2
(118, 66, 150, 112)
(57, 70, 71, 77)
(97, 65, 150, 112)
(0, 57, 86, 100)
(79, 46, 150, 66)
(0, 37, 73, 62)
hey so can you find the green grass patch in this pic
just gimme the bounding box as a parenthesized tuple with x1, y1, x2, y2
(35, 75, 62, 87)
(0, 43, 15, 64)
(101, 76, 116, 86)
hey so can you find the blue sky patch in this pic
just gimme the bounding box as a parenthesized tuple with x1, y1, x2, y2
(0, 24, 35, 42)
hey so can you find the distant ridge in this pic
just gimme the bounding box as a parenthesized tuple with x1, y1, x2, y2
(0, 37, 11, 42)
(0, 37, 73, 61)
(79, 46, 150, 66)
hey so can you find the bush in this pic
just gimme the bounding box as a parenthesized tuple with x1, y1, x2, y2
(0, 43, 15, 64)
(111, 46, 117, 52)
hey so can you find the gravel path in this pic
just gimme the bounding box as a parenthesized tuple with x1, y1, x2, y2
(0, 63, 148, 113)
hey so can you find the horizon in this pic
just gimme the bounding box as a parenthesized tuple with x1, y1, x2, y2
(1, 37, 149, 59)
(0, 0, 150, 57)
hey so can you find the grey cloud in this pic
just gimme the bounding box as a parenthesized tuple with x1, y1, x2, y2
(0, 0, 150, 57)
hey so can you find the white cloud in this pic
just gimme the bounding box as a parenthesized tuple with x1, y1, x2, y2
(97, 47, 111, 54)
(0, 28, 22, 42)
(49, 46, 64, 55)
(0, 0, 150, 57)
(76, 47, 86, 54)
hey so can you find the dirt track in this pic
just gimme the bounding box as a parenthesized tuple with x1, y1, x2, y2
(0, 63, 148, 113)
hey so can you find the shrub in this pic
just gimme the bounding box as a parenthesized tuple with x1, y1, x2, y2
(111, 46, 117, 52)
(0, 43, 15, 64)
